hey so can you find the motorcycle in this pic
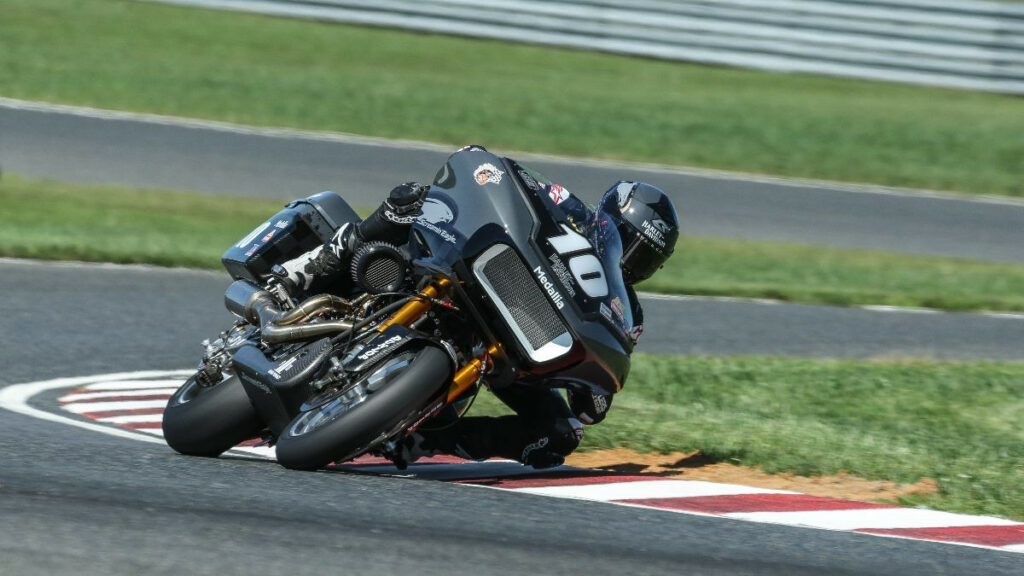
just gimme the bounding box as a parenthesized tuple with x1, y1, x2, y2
(162, 147, 635, 471)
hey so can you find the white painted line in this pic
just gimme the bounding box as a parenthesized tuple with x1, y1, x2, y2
(99, 413, 165, 424)
(230, 445, 278, 460)
(59, 389, 178, 402)
(0, 370, 192, 446)
(860, 305, 940, 315)
(512, 480, 793, 501)
(0, 256, 225, 277)
(638, 292, 783, 306)
(62, 399, 171, 414)
(1002, 544, 1024, 553)
(727, 508, 1023, 530)
(4, 96, 1024, 208)
(135, 428, 164, 437)
(981, 312, 1024, 321)
(83, 379, 188, 391)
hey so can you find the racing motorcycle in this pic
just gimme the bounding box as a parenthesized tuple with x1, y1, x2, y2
(162, 148, 635, 471)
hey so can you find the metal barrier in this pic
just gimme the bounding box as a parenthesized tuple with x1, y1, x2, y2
(146, 0, 1024, 94)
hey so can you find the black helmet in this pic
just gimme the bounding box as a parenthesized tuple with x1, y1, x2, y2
(598, 181, 679, 284)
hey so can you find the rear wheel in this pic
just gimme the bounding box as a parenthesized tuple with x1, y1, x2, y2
(162, 373, 264, 457)
(275, 345, 452, 471)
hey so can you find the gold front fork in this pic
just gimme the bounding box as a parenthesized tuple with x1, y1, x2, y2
(376, 278, 452, 332)
(374, 278, 498, 405)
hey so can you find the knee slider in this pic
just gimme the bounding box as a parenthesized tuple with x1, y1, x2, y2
(548, 417, 583, 456)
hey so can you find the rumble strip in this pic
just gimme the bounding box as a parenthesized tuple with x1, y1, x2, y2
(2, 370, 1022, 555)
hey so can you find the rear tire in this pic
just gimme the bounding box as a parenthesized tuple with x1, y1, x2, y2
(275, 345, 452, 471)
(162, 373, 264, 457)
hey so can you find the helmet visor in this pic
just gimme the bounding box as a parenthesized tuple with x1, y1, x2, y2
(621, 234, 667, 283)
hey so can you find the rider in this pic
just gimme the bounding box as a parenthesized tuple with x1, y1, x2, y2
(275, 146, 680, 469)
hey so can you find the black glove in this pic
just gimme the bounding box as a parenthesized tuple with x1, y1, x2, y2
(568, 388, 613, 425)
(357, 182, 429, 245)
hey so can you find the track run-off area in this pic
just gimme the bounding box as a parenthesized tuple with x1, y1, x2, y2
(1, 100, 1023, 574)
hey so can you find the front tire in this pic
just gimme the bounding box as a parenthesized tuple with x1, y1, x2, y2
(163, 373, 264, 457)
(275, 345, 452, 471)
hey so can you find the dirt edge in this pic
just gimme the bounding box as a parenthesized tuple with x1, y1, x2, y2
(565, 448, 938, 504)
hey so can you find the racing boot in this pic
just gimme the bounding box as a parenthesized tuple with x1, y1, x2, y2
(274, 182, 428, 294)
(273, 222, 357, 293)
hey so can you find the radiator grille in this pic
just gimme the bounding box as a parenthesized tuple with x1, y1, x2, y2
(475, 245, 570, 359)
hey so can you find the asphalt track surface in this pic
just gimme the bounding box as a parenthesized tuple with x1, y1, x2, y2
(3, 101, 1024, 263)
(1, 260, 1022, 576)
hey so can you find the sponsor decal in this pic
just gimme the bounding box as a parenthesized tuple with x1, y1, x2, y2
(641, 219, 668, 248)
(610, 297, 627, 323)
(244, 247, 259, 258)
(383, 209, 418, 225)
(473, 163, 505, 186)
(242, 374, 272, 394)
(274, 220, 289, 229)
(235, 222, 270, 249)
(416, 197, 458, 244)
(547, 253, 577, 298)
(591, 394, 608, 414)
(533, 265, 566, 310)
(268, 355, 299, 380)
(517, 169, 540, 191)
(261, 230, 277, 243)
(651, 218, 672, 234)
(548, 183, 569, 204)
(521, 437, 549, 461)
(356, 335, 402, 362)
(599, 302, 614, 322)
(419, 198, 455, 225)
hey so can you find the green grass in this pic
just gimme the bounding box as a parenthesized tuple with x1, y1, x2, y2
(2, 0, 1023, 196)
(472, 355, 1024, 520)
(5, 174, 1024, 312)
(0, 175, 288, 269)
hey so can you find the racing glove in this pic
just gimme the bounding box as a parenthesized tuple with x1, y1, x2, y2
(356, 182, 429, 245)
(567, 388, 613, 425)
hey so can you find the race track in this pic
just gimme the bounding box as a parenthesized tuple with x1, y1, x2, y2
(3, 99, 1024, 263)
(2, 260, 1022, 576)
(1, 101, 1023, 575)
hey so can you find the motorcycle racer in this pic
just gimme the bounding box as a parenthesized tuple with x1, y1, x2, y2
(275, 147, 680, 468)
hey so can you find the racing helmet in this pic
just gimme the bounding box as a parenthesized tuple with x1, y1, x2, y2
(598, 181, 679, 284)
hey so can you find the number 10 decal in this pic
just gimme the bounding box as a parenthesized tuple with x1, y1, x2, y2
(548, 225, 609, 298)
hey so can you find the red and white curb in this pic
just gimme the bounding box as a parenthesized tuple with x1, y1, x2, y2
(2, 370, 1022, 555)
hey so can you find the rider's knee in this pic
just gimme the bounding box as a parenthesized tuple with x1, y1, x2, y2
(522, 417, 584, 469)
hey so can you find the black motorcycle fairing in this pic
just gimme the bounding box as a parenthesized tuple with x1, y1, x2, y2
(507, 159, 635, 350)
(411, 148, 630, 395)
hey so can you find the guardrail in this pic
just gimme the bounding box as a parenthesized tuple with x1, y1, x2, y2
(146, 0, 1024, 94)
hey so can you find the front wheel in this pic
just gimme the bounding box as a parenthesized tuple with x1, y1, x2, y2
(162, 373, 264, 457)
(275, 345, 452, 471)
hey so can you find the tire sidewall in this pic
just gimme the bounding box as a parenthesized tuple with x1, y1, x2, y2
(275, 345, 452, 471)
(162, 374, 264, 457)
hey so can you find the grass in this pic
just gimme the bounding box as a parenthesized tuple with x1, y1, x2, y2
(1, 0, 1022, 196)
(0, 175, 288, 269)
(5, 174, 1024, 312)
(471, 355, 1024, 521)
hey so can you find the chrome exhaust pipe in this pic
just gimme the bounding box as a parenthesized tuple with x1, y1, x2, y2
(224, 280, 355, 343)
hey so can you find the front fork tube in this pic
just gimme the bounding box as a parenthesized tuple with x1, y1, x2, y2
(376, 278, 499, 404)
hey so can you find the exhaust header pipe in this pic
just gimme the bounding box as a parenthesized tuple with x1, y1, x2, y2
(224, 280, 354, 344)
